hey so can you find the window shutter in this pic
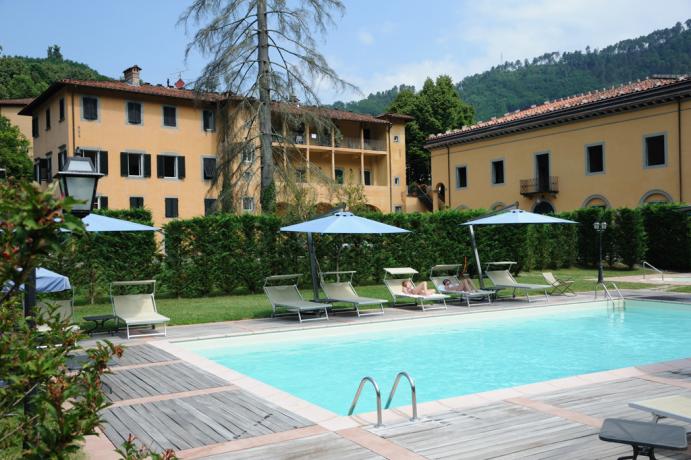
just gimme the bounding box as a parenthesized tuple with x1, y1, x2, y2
(177, 156, 185, 179)
(46, 158, 52, 182)
(143, 154, 151, 177)
(100, 196, 108, 209)
(120, 152, 128, 176)
(156, 155, 164, 178)
(173, 198, 179, 217)
(99, 151, 108, 175)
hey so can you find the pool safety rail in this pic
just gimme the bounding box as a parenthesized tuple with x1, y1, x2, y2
(595, 282, 624, 303)
(642, 261, 665, 281)
(348, 372, 419, 426)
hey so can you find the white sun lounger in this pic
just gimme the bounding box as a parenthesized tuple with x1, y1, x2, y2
(320, 271, 385, 317)
(36, 299, 80, 333)
(110, 280, 169, 339)
(630, 395, 691, 424)
(485, 270, 550, 302)
(429, 264, 493, 307)
(264, 274, 330, 323)
(383, 267, 448, 311)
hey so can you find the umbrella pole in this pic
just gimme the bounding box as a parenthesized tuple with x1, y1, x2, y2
(469, 224, 485, 289)
(307, 232, 320, 300)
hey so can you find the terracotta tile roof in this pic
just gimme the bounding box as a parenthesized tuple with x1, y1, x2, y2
(0, 97, 34, 106)
(59, 79, 224, 102)
(273, 103, 393, 124)
(426, 75, 690, 147)
(377, 112, 415, 122)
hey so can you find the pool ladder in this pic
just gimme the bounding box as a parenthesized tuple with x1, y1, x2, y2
(595, 281, 624, 304)
(347, 371, 418, 427)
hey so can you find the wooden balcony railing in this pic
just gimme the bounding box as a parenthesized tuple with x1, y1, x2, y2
(520, 176, 559, 195)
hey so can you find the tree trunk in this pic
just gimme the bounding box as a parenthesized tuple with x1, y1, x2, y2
(257, 0, 275, 212)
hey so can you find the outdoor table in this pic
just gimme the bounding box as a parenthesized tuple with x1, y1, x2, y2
(83, 314, 117, 335)
(599, 418, 687, 460)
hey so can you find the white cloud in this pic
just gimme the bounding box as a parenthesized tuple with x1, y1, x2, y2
(357, 30, 375, 46)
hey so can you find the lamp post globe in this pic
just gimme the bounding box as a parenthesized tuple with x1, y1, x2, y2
(53, 156, 103, 217)
(593, 221, 607, 284)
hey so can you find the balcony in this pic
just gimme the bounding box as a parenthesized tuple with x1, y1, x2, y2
(335, 136, 362, 149)
(364, 138, 387, 151)
(520, 176, 559, 196)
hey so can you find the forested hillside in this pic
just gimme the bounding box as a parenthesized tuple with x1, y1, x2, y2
(338, 21, 691, 121)
(0, 45, 110, 99)
(331, 84, 414, 115)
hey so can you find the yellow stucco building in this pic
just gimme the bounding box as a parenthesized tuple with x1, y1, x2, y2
(427, 76, 691, 213)
(0, 97, 33, 155)
(20, 66, 419, 225)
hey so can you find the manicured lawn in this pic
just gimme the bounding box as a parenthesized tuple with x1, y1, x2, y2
(68, 267, 668, 328)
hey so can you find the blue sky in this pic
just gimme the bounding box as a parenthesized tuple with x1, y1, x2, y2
(0, 0, 689, 102)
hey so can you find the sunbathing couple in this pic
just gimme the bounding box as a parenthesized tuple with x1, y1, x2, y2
(402, 277, 477, 295)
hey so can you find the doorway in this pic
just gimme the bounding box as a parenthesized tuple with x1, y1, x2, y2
(533, 200, 555, 214)
(536, 153, 550, 192)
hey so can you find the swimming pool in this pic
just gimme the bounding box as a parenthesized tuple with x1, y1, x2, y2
(180, 299, 691, 415)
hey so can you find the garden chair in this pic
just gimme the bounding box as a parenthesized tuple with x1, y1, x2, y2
(542, 272, 576, 296)
(110, 280, 169, 339)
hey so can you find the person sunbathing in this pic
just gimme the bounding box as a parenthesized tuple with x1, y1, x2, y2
(402, 279, 435, 296)
(443, 278, 475, 292)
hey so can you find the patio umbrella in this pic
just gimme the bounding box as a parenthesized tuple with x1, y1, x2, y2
(60, 213, 160, 232)
(281, 211, 410, 300)
(462, 209, 577, 288)
(36, 268, 71, 293)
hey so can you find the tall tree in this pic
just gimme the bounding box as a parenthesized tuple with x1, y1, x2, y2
(181, 0, 354, 213)
(0, 115, 32, 180)
(388, 75, 474, 184)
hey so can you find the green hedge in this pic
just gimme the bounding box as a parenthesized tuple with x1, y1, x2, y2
(45, 208, 160, 303)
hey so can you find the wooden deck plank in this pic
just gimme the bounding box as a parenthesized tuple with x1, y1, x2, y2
(112, 344, 178, 366)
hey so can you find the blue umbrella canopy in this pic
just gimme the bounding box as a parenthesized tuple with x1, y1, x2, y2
(281, 212, 410, 234)
(60, 214, 160, 232)
(36, 268, 71, 293)
(462, 209, 576, 226)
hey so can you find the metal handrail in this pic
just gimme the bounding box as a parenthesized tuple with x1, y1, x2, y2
(610, 282, 624, 300)
(595, 282, 613, 302)
(642, 261, 664, 281)
(348, 376, 382, 427)
(385, 371, 418, 421)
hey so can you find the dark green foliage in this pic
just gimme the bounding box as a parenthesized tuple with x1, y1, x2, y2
(45, 208, 159, 304)
(640, 204, 691, 271)
(0, 49, 110, 99)
(331, 84, 415, 115)
(387, 75, 474, 183)
(337, 21, 691, 122)
(0, 115, 32, 180)
(614, 208, 647, 269)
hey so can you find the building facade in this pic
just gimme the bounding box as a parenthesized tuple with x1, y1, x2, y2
(21, 66, 418, 225)
(427, 76, 691, 213)
(0, 97, 33, 154)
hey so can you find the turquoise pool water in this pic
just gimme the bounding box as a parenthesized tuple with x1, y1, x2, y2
(182, 300, 691, 415)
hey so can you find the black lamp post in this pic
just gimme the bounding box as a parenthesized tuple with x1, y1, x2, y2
(23, 156, 102, 320)
(593, 221, 607, 284)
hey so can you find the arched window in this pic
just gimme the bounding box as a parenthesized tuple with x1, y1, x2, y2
(533, 200, 555, 214)
(639, 189, 673, 205)
(435, 183, 446, 204)
(489, 201, 506, 211)
(582, 195, 610, 209)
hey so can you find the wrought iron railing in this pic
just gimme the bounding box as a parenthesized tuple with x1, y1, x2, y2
(520, 176, 559, 195)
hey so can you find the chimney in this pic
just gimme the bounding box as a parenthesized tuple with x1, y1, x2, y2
(175, 78, 185, 89)
(123, 65, 142, 86)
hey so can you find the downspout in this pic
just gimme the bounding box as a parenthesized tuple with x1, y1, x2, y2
(71, 91, 76, 154)
(446, 145, 451, 209)
(678, 99, 683, 202)
(387, 124, 393, 212)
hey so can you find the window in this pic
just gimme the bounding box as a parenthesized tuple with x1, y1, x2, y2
(363, 170, 372, 186)
(164, 198, 179, 218)
(242, 196, 254, 212)
(37, 155, 52, 183)
(241, 145, 255, 163)
(157, 155, 185, 179)
(335, 168, 344, 184)
(204, 198, 217, 216)
(127, 102, 142, 125)
(586, 144, 605, 174)
(32, 116, 38, 138)
(45, 109, 51, 131)
(44, 155, 52, 182)
(393, 135, 400, 143)
(644, 134, 666, 167)
(393, 176, 400, 186)
(163, 106, 177, 127)
(491, 160, 504, 184)
(82, 96, 98, 120)
(120, 152, 151, 178)
(57, 146, 67, 171)
(129, 196, 144, 209)
(79, 150, 109, 175)
(202, 157, 216, 180)
(59, 98, 65, 121)
(394, 205, 403, 213)
(96, 196, 108, 210)
(363, 128, 371, 140)
(456, 166, 468, 188)
(202, 110, 215, 131)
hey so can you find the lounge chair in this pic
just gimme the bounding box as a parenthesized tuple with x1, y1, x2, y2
(542, 272, 576, 296)
(599, 418, 687, 459)
(320, 271, 385, 317)
(110, 280, 169, 339)
(264, 274, 330, 323)
(429, 264, 493, 307)
(36, 299, 80, 333)
(630, 395, 691, 424)
(383, 267, 448, 311)
(485, 270, 550, 302)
